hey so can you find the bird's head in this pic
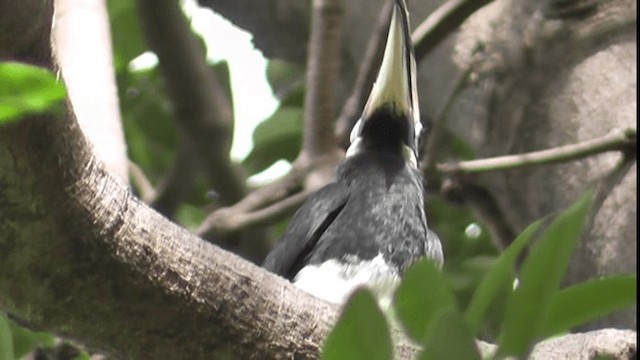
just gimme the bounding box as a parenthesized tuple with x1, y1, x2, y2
(346, 0, 421, 167)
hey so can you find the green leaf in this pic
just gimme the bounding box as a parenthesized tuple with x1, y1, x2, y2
(537, 275, 636, 339)
(73, 353, 92, 360)
(321, 288, 392, 360)
(0, 313, 13, 360)
(393, 260, 456, 343)
(465, 220, 543, 334)
(107, 0, 147, 68)
(119, 67, 178, 180)
(175, 203, 207, 231)
(265, 59, 305, 98)
(242, 106, 303, 174)
(497, 192, 593, 357)
(0, 62, 66, 124)
(10, 321, 55, 359)
(420, 308, 481, 360)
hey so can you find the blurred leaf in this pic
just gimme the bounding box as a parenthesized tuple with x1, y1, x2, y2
(427, 198, 496, 266)
(0, 313, 12, 360)
(73, 353, 92, 360)
(465, 220, 542, 334)
(321, 289, 392, 360)
(175, 203, 207, 231)
(537, 275, 636, 339)
(242, 106, 303, 175)
(266, 59, 305, 99)
(449, 134, 476, 161)
(10, 321, 55, 359)
(119, 67, 178, 180)
(420, 308, 481, 360)
(107, 0, 147, 68)
(279, 86, 305, 108)
(497, 192, 593, 357)
(0, 62, 66, 124)
(393, 260, 456, 343)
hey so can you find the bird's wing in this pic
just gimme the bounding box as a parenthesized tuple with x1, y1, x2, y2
(262, 183, 349, 279)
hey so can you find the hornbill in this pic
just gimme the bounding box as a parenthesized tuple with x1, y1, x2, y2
(263, 0, 443, 307)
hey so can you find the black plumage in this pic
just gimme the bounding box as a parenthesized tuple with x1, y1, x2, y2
(263, 0, 443, 305)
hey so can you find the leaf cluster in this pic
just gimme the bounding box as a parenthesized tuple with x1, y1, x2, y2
(322, 192, 636, 359)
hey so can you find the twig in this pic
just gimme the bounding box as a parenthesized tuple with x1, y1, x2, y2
(197, 168, 307, 235)
(197, 145, 344, 237)
(437, 128, 637, 174)
(334, 1, 394, 146)
(198, 189, 314, 235)
(412, 0, 494, 60)
(136, 0, 246, 205)
(152, 141, 198, 217)
(128, 160, 157, 203)
(586, 151, 637, 235)
(301, 0, 344, 159)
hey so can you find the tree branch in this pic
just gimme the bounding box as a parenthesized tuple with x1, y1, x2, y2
(200, 188, 314, 236)
(151, 141, 200, 218)
(437, 128, 637, 174)
(412, 0, 494, 61)
(52, 0, 128, 184)
(128, 159, 157, 203)
(301, 0, 344, 160)
(136, 0, 246, 206)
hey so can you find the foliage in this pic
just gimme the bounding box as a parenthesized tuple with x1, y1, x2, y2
(322, 289, 393, 360)
(0, 62, 66, 125)
(322, 192, 636, 359)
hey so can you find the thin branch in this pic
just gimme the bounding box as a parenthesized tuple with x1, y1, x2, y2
(334, 1, 394, 146)
(412, 0, 494, 61)
(301, 0, 344, 160)
(437, 128, 637, 174)
(136, 0, 246, 205)
(199, 189, 314, 236)
(151, 141, 199, 217)
(197, 169, 306, 235)
(128, 160, 156, 203)
(586, 152, 637, 236)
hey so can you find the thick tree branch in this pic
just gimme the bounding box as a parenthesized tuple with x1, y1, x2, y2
(136, 0, 246, 206)
(437, 128, 637, 174)
(52, 0, 129, 184)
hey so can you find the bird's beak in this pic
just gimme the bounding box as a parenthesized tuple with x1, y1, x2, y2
(348, 0, 421, 165)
